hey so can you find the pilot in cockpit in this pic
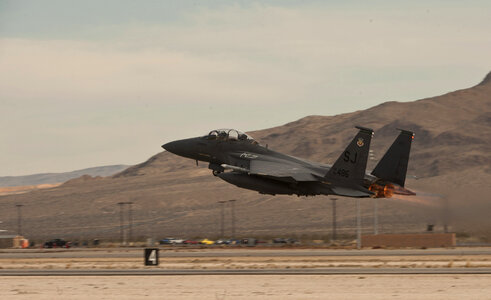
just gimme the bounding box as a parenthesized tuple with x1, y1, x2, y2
(206, 129, 258, 144)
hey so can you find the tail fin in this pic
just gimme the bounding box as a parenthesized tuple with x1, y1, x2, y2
(371, 129, 414, 187)
(326, 126, 373, 185)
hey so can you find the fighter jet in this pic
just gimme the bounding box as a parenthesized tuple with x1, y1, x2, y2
(162, 126, 415, 198)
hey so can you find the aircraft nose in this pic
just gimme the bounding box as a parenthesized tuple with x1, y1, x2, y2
(162, 140, 181, 154)
(162, 137, 201, 159)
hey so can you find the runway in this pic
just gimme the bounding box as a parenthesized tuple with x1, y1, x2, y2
(2, 248, 491, 299)
(2, 247, 491, 277)
(2, 247, 491, 259)
(1, 268, 491, 276)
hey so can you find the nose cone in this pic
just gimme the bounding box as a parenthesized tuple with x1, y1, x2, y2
(162, 140, 180, 154)
(162, 137, 202, 160)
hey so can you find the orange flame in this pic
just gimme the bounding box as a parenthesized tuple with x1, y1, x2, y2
(369, 183, 395, 198)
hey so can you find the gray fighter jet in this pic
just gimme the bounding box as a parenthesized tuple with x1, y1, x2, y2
(162, 127, 415, 198)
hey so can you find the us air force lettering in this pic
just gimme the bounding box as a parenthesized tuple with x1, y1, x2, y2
(162, 127, 416, 198)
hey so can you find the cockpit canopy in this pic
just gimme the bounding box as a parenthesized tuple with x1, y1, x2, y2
(206, 129, 257, 143)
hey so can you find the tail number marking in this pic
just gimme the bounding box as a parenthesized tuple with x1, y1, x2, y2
(343, 151, 357, 164)
(331, 167, 350, 178)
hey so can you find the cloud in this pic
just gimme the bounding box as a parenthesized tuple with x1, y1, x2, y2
(0, 2, 490, 175)
(2, 3, 490, 104)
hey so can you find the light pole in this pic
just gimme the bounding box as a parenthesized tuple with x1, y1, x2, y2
(369, 149, 377, 235)
(229, 199, 236, 238)
(126, 202, 133, 243)
(218, 201, 226, 238)
(373, 198, 378, 235)
(15, 204, 24, 236)
(117, 202, 125, 245)
(356, 199, 361, 250)
(442, 197, 449, 233)
(331, 198, 337, 242)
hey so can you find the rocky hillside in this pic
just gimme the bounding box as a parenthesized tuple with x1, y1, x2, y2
(0, 165, 129, 187)
(0, 72, 490, 240)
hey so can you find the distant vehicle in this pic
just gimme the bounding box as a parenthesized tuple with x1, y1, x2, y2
(183, 239, 199, 245)
(225, 239, 240, 245)
(273, 238, 287, 244)
(159, 238, 173, 245)
(240, 238, 257, 246)
(273, 238, 297, 244)
(159, 238, 184, 245)
(44, 239, 70, 248)
(199, 238, 215, 245)
(215, 239, 226, 245)
(240, 238, 250, 244)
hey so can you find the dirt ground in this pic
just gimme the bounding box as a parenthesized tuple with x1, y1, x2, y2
(1, 254, 491, 270)
(1, 274, 490, 299)
(2, 248, 491, 299)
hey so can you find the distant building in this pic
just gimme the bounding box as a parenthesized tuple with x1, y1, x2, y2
(0, 235, 28, 248)
(362, 233, 456, 248)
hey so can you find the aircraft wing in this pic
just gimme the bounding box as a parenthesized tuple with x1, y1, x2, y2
(248, 159, 320, 182)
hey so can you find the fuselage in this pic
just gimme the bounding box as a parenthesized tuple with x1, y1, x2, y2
(163, 127, 415, 198)
(163, 130, 376, 196)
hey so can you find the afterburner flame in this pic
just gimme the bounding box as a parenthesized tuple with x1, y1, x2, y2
(369, 183, 395, 198)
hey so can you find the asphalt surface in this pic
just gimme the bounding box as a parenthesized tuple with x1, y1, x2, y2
(2, 247, 491, 276)
(1, 247, 491, 259)
(1, 268, 491, 276)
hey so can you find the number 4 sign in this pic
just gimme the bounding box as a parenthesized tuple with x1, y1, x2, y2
(144, 248, 159, 266)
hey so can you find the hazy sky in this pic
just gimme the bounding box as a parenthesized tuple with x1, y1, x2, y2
(1, 0, 490, 176)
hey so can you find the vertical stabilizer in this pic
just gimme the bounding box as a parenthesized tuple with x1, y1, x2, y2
(326, 126, 374, 185)
(371, 129, 414, 187)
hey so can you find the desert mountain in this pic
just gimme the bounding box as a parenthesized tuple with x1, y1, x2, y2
(0, 165, 129, 187)
(0, 72, 490, 240)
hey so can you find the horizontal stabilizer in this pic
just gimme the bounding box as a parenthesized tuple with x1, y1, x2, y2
(393, 185, 416, 196)
(331, 186, 374, 198)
